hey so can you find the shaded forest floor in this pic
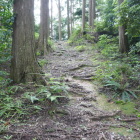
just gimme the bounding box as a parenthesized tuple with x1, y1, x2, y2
(0, 42, 140, 140)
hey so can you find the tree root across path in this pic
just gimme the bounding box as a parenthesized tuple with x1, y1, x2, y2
(69, 64, 94, 71)
(90, 111, 121, 121)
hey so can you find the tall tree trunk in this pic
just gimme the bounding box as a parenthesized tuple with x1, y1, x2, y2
(50, 0, 53, 38)
(67, 0, 70, 39)
(92, 0, 96, 29)
(89, 0, 96, 28)
(72, 0, 74, 29)
(0, 16, 1, 26)
(72, 0, 76, 28)
(89, 0, 92, 27)
(38, 0, 50, 55)
(70, 0, 73, 34)
(58, 0, 62, 41)
(11, 0, 45, 84)
(118, 0, 129, 53)
(82, 0, 86, 32)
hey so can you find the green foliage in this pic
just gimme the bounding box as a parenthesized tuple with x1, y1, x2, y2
(95, 0, 117, 34)
(75, 45, 86, 52)
(93, 54, 139, 101)
(0, 28, 12, 63)
(23, 92, 39, 104)
(0, 71, 12, 89)
(35, 32, 39, 39)
(0, 0, 13, 62)
(36, 51, 41, 56)
(0, 123, 8, 134)
(0, 1, 13, 29)
(0, 77, 69, 119)
(0, 1, 13, 92)
(105, 80, 137, 101)
(38, 59, 48, 67)
(116, 0, 140, 37)
(84, 33, 95, 41)
(22, 78, 68, 104)
(68, 27, 83, 45)
(129, 41, 140, 54)
(96, 35, 118, 57)
(3, 135, 13, 140)
(0, 90, 25, 119)
(48, 38, 54, 47)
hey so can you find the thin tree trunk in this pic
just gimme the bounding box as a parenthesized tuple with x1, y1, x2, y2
(67, 0, 70, 39)
(70, 0, 73, 34)
(92, 0, 96, 29)
(0, 16, 1, 26)
(118, 0, 129, 53)
(50, 0, 53, 38)
(58, 0, 62, 41)
(82, 0, 86, 32)
(11, 0, 45, 84)
(72, 0, 74, 29)
(89, 0, 92, 27)
(38, 0, 50, 55)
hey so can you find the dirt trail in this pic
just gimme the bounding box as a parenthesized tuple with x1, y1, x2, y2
(6, 42, 139, 140)
(43, 42, 136, 140)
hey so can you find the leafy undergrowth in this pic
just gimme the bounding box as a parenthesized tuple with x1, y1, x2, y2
(0, 76, 69, 134)
(89, 35, 140, 124)
(92, 35, 140, 101)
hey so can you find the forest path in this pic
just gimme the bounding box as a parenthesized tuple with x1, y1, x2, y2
(7, 41, 139, 140)
(42, 41, 135, 140)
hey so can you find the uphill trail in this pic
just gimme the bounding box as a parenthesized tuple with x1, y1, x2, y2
(7, 41, 139, 140)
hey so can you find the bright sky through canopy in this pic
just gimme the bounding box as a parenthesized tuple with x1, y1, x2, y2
(34, 0, 61, 24)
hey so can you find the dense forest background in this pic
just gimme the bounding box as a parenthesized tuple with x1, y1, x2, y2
(0, 0, 140, 139)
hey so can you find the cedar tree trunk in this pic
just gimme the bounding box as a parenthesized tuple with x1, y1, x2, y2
(11, 0, 45, 84)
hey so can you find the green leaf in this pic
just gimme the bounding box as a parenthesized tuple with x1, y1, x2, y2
(50, 96, 65, 102)
(30, 96, 39, 103)
(127, 90, 137, 99)
(50, 96, 57, 102)
(9, 85, 24, 92)
(34, 105, 42, 110)
(105, 81, 121, 89)
(38, 87, 49, 94)
(47, 93, 51, 98)
(122, 91, 130, 101)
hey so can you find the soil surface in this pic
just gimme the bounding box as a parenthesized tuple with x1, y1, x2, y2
(2, 42, 140, 140)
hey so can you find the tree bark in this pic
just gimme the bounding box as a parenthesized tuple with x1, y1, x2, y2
(67, 0, 70, 39)
(11, 0, 45, 84)
(72, 0, 74, 29)
(89, 0, 96, 28)
(70, 0, 73, 34)
(58, 0, 62, 41)
(0, 16, 1, 26)
(92, 0, 96, 29)
(50, 0, 53, 38)
(89, 0, 92, 27)
(38, 0, 50, 55)
(118, 0, 129, 53)
(82, 0, 86, 32)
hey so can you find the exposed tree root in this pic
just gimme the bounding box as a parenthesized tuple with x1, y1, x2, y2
(118, 118, 140, 122)
(69, 64, 94, 71)
(90, 111, 121, 120)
